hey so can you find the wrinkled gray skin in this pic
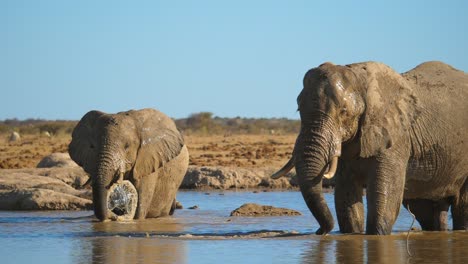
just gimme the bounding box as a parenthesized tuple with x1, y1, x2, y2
(272, 61, 468, 235)
(69, 108, 189, 221)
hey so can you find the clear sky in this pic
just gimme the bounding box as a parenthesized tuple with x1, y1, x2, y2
(1, 0, 467, 120)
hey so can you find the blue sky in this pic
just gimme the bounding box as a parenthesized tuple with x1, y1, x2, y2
(1, 0, 467, 120)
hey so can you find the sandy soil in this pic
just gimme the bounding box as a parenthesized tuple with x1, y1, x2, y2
(186, 134, 294, 169)
(0, 134, 70, 169)
(0, 133, 296, 170)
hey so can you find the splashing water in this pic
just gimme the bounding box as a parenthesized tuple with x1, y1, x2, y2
(107, 181, 137, 220)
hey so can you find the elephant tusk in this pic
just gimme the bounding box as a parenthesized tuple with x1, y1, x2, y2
(271, 156, 295, 179)
(323, 156, 338, 179)
(117, 172, 124, 184)
(106, 172, 125, 189)
(80, 177, 92, 189)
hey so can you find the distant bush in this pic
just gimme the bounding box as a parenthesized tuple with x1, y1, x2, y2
(0, 124, 10, 134)
(0, 113, 300, 136)
(0, 119, 77, 136)
(176, 112, 300, 135)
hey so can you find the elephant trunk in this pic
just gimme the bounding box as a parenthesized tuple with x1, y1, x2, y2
(93, 150, 121, 221)
(92, 180, 109, 221)
(295, 114, 341, 235)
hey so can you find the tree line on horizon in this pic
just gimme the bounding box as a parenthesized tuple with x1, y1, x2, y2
(0, 112, 300, 136)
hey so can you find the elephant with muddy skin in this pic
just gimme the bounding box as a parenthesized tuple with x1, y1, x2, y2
(272, 61, 468, 235)
(69, 108, 189, 221)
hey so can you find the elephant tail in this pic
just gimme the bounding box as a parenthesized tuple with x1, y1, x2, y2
(271, 156, 295, 179)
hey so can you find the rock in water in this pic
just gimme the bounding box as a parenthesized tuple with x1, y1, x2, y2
(175, 201, 183, 209)
(230, 203, 302, 216)
(107, 180, 138, 221)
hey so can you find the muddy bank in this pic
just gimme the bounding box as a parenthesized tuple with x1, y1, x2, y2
(181, 165, 334, 190)
(0, 152, 335, 210)
(181, 166, 296, 190)
(0, 167, 92, 210)
(0, 165, 300, 210)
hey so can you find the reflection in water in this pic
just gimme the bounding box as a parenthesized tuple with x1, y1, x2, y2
(91, 216, 184, 234)
(77, 237, 187, 264)
(335, 238, 364, 263)
(75, 217, 187, 264)
(301, 232, 468, 264)
(1, 192, 467, 264)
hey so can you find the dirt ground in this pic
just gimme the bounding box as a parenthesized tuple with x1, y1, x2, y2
(0, 133, 296, 170)
(0, 134, 71, 169)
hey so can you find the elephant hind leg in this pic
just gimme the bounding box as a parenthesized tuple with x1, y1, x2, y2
(452, 179, 468, 230)
(403, 199, 449, 231)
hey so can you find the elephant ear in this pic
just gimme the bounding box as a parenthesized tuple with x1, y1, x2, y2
(132, 125, 184, 180)
(68, 110, 106, 175)
(357, 62, 420, 158)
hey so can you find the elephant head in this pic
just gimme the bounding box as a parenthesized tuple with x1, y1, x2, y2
(69, 108, 185, 221)
(272, 62, 418, 234)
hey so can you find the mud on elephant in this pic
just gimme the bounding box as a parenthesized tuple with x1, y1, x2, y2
(69, 108, 189, 221)
(272, 61, 468, 234)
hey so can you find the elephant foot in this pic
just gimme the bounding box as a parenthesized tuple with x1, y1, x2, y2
(365, 224, 393, 235)
(315, 227, 330, 235)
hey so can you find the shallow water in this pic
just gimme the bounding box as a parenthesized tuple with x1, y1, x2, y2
(0, 191, 466, 263)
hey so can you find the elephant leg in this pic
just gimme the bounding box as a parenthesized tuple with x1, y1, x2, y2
(132, 173, 157, 219)
(403, 199, 449, 231)
(335, 163, 365, 233)
(433, 199, 450, 231)
(452, 179, 468, 230)
(366, 154, 407, 235)
(169, 199, 176, 216)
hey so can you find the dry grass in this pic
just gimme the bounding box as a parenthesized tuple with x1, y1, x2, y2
(0, 132, 296, 170)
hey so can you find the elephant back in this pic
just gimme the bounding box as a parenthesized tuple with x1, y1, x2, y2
(403, 61, 468, 93)
(402, 61, 468, 128)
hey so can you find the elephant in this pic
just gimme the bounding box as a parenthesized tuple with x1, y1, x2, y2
(69, 108, 189, 221)
(402, 198, 451, 231)
(271, 61, 468, 235)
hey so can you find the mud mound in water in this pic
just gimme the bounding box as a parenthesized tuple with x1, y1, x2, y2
(230, 203, 302, 216)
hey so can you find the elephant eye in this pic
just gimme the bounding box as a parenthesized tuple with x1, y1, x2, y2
(90, 144, 95, 149)
(124, 143, 130, 149)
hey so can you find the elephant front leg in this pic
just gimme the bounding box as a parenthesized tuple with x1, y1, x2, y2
(366, 154, 408, 235)
(335, 164, 365, 233)
(169, 199, 177, 215)
(133, 173, 157, 219)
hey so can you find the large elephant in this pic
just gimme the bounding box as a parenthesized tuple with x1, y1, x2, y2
(272, 61, 468, 235)
(69, 108, 189, 221)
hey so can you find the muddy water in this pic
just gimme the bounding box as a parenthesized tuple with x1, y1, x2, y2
(0, 191, 467, 263)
